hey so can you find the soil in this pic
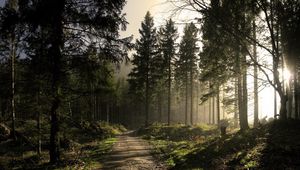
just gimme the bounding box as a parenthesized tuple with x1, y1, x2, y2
(101, 131, 166, 170)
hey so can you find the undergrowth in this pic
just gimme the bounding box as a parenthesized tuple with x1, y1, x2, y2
(139, 120, 300, 169)
(0, 117, 126, 170)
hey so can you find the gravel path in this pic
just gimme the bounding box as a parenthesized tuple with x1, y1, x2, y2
(101, 131, 166, 170)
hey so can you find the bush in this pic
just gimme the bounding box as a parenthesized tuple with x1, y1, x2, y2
(138, 123, 217, 141)
(80, 120, 127, 139)
(0, 123, 10, 141)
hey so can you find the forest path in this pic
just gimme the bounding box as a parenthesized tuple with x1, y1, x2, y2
(101, 131, 166, 170)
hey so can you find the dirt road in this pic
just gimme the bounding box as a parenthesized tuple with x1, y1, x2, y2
(101, 131, 166, 170)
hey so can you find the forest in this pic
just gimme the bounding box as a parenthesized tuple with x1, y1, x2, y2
(0, 0, 300, 169)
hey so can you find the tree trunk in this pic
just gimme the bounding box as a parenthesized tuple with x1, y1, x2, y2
(158, 93, 162, 122)
(50, 96, 60, 164)
(234, 78, 238, 128)
(145, 68, 149, 126)
(237, 52, 249, 130)
(49, 0, 65, 164)
(294, 66, 299, 119)
(106, 103, 110, 123)
(196, 81, 199, 123)
(190, 72, 194, 125)
(238, 72, 244, 129)
(253, 18, 259, 127)
(287, 79, 293, 118)
(212, 96, 215, 124)
(217, 87, 220, 126)
(209, 97, 211, 124)
(8, 0, 18, 141)
(167, 55, 171, 125)
(279, 94, 288, 120)
(241, 61, 249, 130)
(10, 32, 16, 141)
(185, 72, 188, 125)
(36, 92, 41, 155)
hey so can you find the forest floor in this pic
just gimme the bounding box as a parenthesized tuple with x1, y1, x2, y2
(0, 118, 127, 170)
(138, 121, 300, 169)
(2, 119, 300, 169)
(101, 131, 166, 169)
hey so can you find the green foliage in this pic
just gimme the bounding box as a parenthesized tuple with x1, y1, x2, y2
(138, 123, 217, 141)
(137, 123, 218, 168)
(79, 120, 126, 139)
(0, 118, 123, 170)
(157, 18, 178, 84)
(128, 11, 161, 98)
(172, 120, 300, 169)
(174, 22, 199, 90)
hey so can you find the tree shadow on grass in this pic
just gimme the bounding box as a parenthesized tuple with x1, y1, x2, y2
(258, 120, 300, 169)
(172, 120, 300, 170)
(171, 126, 267, 169)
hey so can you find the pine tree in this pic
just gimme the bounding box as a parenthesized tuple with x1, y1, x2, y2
(128, 11, 160, 126)
(158, 19, 178, 125)
(175, 22, 198, 125)
(1, 0, 131, 163)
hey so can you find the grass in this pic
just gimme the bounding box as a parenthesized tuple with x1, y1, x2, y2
(139, 120, 300, 169)
(137, 123, 218, 168)
(0, 117, 126, 170)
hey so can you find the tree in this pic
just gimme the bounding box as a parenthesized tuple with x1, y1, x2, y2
(280, 0, 300, 119)
(128, 11, 160, 126)
(5, 0, 131, 163)
(252, 4, 259, 126)
(175, 22, 198, 125)
(158, 19, 178, 125)
(193, 0, 252, 130)
(0, 0, 19, 141)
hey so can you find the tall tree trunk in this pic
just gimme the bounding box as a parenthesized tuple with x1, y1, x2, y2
(106, 103, 110, 123)
(234, 78, 238, 128)
(242, 60, 249, 129)
(237, 51, 249, 130)
(278, 56, 287, 120)
(237, 71, 244, 129)
(10, 31, 16, 141)
(217, 87, 220, 126)
(37, 92, 41, 155)
(185, 72, 188, 125)
(158, 93, 162, 122)
(190, 72, 194, 125)
(196, 81, 199, 123)
(145, 57, 150, 126)
(253, 18, 259, 127)
(8, 0, 18, 141)
(212, 96, 215, 124)
(49, 0, 65, 164)
(68, 102, 72, 117)
(274, 89, 277, 118)
(294, 66, 299, 119)
(287, 79, 293, 118)
(209, 97, 211, 124)
(167, 55, 171, 125)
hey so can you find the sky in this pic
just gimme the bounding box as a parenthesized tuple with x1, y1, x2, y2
(120, 0, 161, 39)
(121, 0, 201, 40)
(0, 0, 4, 7)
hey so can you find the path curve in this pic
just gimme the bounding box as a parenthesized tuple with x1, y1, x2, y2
(101, 131, 166, 170)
